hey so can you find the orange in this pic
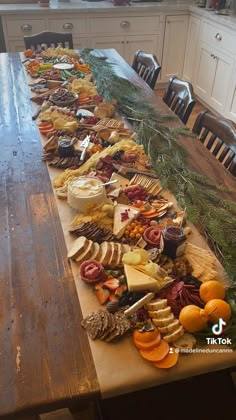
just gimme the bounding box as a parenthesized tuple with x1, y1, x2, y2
(204, 299, 231, 323)
(133, 327, 159, 343)
(179, 305, 208, 333)
(200, 281, 225, 303)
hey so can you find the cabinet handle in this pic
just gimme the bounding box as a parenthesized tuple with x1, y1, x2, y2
(21, 24, 32, 33)
(63, 23, 74, 30)
(215, 33, 222, 41)
(120, 21, 130, 28)
(211, 53, 217, 59)
(121, 41, 125, 44)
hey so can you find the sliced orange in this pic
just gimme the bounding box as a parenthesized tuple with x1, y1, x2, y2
(140, 340, 169, 362)
(152, 351, 179, 368)
(133, 327, 159, 343)
(134, 333, 161, 351)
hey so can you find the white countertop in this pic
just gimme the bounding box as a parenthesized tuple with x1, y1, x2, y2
(0, 0, 191, 15)
(0, 0, 236, 31)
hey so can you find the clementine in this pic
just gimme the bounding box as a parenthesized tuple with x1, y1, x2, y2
(179, 305, 208, 333)
(204, 299, 231, 323)
(200, 281, 225, 303)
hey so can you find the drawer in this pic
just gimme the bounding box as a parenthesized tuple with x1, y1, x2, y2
(6, 19, 47, 37)
(201, 21, 236, 55)
(50, 19, 86, 35)
(89, 15, 160, 35)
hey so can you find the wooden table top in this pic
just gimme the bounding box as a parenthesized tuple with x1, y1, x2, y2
(0, 49, 235, 417)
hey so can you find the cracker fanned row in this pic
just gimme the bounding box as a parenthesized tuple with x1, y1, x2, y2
(185, 243, 218, 282)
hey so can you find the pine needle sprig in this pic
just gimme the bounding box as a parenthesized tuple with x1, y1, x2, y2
(81, 49, 236, 284)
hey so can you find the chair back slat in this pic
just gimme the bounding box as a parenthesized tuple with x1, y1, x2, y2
(192, 110, 236, 177)
(24, 31, 73, 50)
(132, 50, 161, 90)
(163, 76, 196, 125)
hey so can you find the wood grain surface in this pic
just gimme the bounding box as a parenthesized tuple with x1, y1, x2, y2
(0, 53, 99, 418)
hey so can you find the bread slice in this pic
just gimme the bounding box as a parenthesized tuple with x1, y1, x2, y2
(113, 204, 140, 239)
(76, 240, 94, 264)
(68, 236, 89, 260)
(108, 242, 119, 267)
(121, 244, 131, 254)
(89, 242, 101, 261)
(145, 299, 168, 311)
(98, 242, 113, 266)
(152, 313, 174, 327)
(148, 306, 171, 319)
(115, 243, 123, 267)
(158, 319, 180, 335)
(163, 326, 185, 343)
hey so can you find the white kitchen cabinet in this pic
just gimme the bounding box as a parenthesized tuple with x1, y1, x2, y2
(90, 36, 125, 58)
(223, 64, 236, 121)
(183, 15, 201, 82)
(160, 15, 189, 83)
(124, 35, 159, 66)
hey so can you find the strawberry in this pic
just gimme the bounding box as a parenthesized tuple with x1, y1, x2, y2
(95, 287, 110, 305)
(103, 278, 120, 291)
(115, 284, 127, 298)
(109, 294, 119, 302)
(94, 281, 105, 290)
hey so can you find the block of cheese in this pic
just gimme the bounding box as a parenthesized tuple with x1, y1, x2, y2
(110, 172, 129, 189)
(113, 204, 140, 239)
(124, 264, 160, 292)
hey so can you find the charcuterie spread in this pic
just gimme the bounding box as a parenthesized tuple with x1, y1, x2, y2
(24, 46, 236, 374)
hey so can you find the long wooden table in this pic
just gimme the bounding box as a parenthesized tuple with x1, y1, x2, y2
(0, 49, 235, 418)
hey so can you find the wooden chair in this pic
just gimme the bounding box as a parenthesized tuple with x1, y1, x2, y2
(163, 76, 196, 125)
(132, 50, 161, 90)
(192, 110, 236, 176)
(24, 31, 73, 50)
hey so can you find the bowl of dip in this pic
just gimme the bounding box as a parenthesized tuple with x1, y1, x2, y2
(67, 176, 106, 212)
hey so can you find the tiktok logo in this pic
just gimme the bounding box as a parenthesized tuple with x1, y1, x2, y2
(211, 318, 226, 336)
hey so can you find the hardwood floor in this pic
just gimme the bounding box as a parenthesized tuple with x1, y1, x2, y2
(155, 88, 207, 130)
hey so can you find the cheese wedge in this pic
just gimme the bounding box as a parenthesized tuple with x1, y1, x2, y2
(124, 264, 160, 292)
(113, 205, 140, 239)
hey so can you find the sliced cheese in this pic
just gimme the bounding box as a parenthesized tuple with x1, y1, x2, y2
(124, 264, 160, 292)
(113, 204, 140, 239)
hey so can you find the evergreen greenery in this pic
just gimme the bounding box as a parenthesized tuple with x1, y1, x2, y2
(81, 49, 236, 283)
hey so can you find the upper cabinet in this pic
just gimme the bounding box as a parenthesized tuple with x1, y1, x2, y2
(160, 15, 189, 83)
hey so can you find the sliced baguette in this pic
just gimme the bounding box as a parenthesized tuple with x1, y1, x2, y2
(158, 319, 180, 335)
(115, 243, 123, 267)
(68, 236, 89, 260)
(148, 306, 171, 319)
(89, 242, 101, 261)
(76, 240, 94, 264)
(163, 326, 185, 343)
(152, 313, 174, 327)
(121, 244, 132, 254)
(108, 242, 119, 267)
(98, 242, 113, 266)
(145, 299, 168, 311)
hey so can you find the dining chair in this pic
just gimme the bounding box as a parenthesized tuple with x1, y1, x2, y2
(163, 76, 196, 125)
(192, 110, 236, 176)
(132, 50, 161, 90)
(24, 31, 73, 50)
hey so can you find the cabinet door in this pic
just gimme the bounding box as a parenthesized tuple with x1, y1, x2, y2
(8, 40, 26, 53)
(225, 64, 236, 122)
(124, 34, 159, 66)
(90, 36, 125, 59)
(160, 15, 189, 83)
(183, 16, 201, 82)
(210, 50, 234, 114)
(73, 38, 90, 50)
(194, 42, 216, 100)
